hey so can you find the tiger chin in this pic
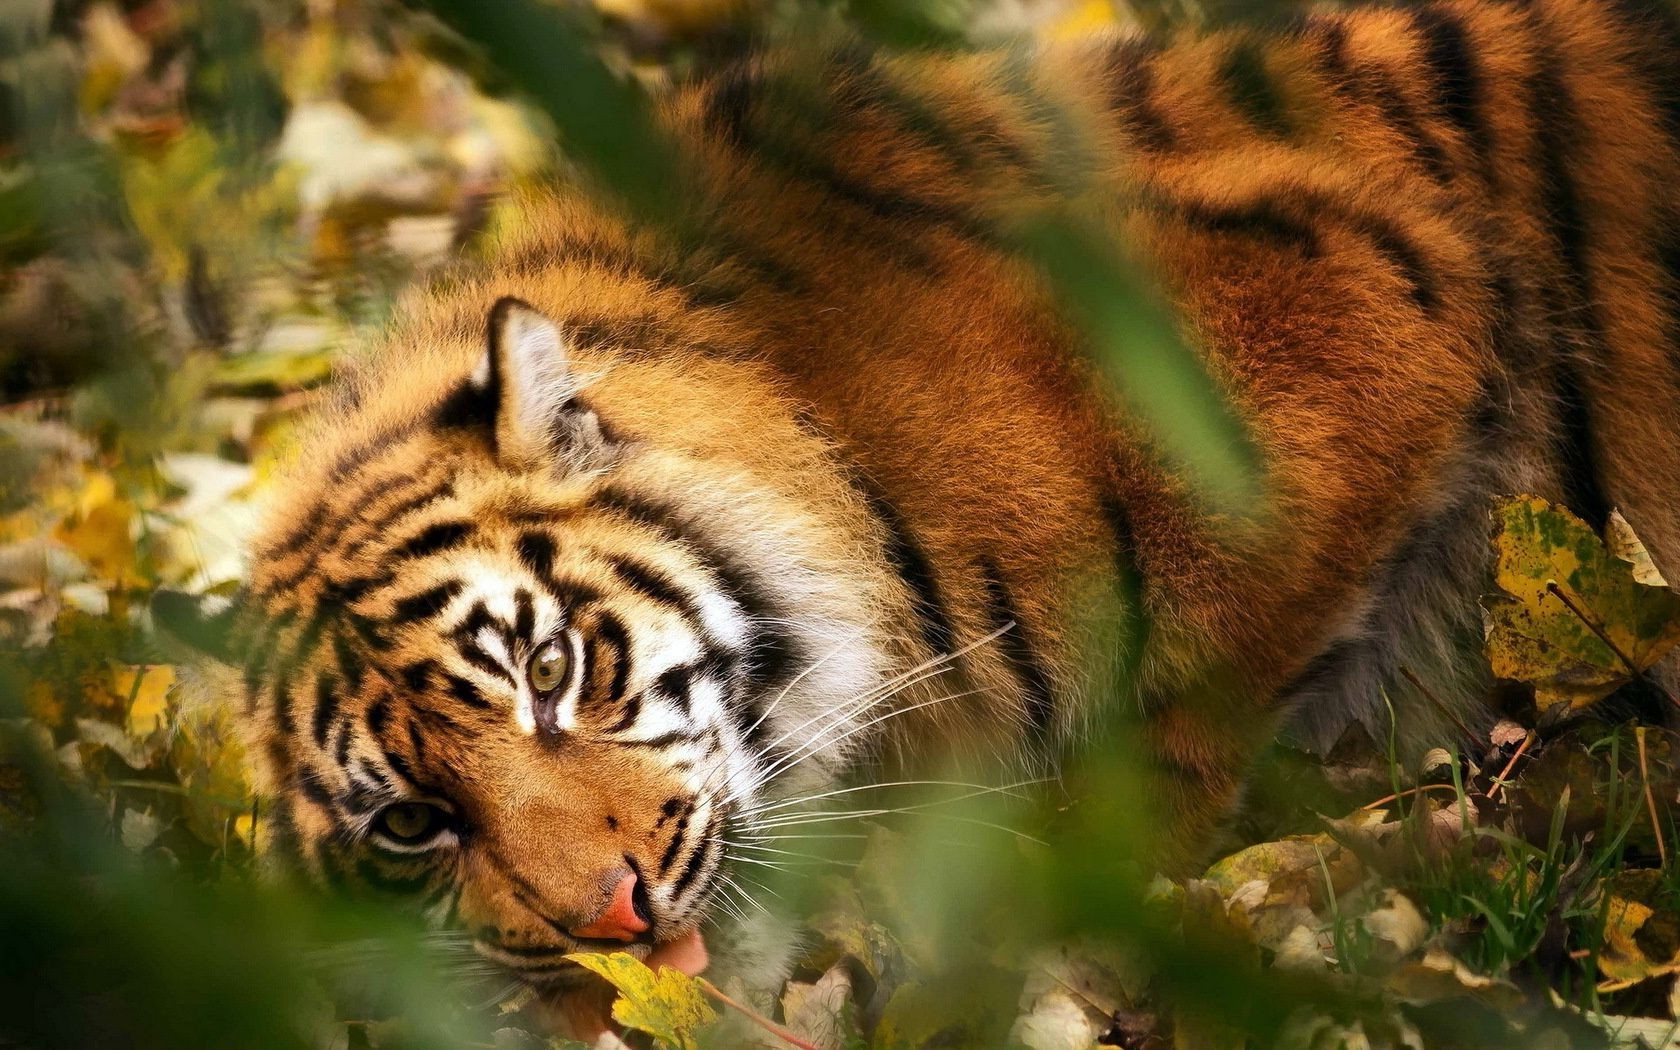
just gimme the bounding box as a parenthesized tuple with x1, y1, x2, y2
(155, 0, 1680, 1035)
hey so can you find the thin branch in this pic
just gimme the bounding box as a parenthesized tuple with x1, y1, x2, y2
(698, 978, 822, 1050)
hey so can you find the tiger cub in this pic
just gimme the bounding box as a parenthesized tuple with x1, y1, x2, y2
(157, 0, 1680, 1009)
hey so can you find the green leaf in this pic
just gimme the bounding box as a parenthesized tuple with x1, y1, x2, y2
(1011, 214, 1265, 515)
(1482, 495, 1680, 714)
(565, 951, 717, 1050)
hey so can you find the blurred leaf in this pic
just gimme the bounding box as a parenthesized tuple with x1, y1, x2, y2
(565, 950, 717, 1049)
(1482, 496, 1680, 713)
(52, 471, 137, 585)
(211, 346, 336, 396)
(1012, 215, 1264, 514)
(871, 966, 1018, 1050)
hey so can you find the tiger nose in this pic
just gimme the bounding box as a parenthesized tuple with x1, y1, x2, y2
(568, 870, 651, 943)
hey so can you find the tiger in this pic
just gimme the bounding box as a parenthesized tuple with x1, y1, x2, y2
(154, 0, 1680, 1028)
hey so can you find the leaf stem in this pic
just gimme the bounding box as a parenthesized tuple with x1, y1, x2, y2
(1636, 726, 1668, 867)
(697, 977, 822, 1050)
(1545, 580, 1680, 711)
(1398, 665, 1480, 744)
(1488, 731, 1535, 803)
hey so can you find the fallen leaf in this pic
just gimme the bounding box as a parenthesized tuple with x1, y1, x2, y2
(52, 471, 138, 584)
(565, 951, 717, 1050)
(1608, 509, 1670, 587)
(1598, 870, 1680, 992)
(780, 965, 859, 1050)
(1483, 496, 1680, 714)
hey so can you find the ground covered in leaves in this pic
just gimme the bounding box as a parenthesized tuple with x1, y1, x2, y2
(6, 2, 1680, 1049)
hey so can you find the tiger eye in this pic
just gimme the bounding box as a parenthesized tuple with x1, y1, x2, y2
(528, 639, 569, 693)
(377, 802, 441, 844)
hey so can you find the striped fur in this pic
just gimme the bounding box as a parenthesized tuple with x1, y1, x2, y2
(170, 0, 1680, 992)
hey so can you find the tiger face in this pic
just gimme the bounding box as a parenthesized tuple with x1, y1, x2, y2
(155, 297, 901, 984)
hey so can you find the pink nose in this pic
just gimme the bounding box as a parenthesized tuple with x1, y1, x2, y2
(569, 871, 650, 943)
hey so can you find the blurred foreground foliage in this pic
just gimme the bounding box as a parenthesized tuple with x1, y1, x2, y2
(4, 0, 1680, 1048)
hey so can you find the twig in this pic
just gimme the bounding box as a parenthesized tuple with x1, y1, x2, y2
(1399, 665, 1480, 744)
(1361, 783, 1463, 811)
(699, 978, 821, 1050)
(1546, 580, 1680, 711)
(1636, 726, 1668, 867)
(1489, 730, 1536, 802)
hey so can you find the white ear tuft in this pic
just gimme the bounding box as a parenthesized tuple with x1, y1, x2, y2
(487, 297, 572, 469)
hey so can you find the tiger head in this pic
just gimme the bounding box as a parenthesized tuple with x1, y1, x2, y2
(154, 296, 904, 985)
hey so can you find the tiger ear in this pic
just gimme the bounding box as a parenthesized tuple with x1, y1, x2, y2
(150, 588, 243, 664)
(478, 297, 576, 471)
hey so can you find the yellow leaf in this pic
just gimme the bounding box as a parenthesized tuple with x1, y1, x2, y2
(565, 951, 717, 1050)
(1482, 496, 1680, 713)
(115, 665, 175, 739)
(169, 699, 256, 846)
(53, 472, 138, 584)
(1598, 869, 1680, 992)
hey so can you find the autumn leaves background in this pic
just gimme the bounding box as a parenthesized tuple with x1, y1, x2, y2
(6, 0, 1680, 1047)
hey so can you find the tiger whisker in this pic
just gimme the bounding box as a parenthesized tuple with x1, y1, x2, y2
(743, 686, 997, 794)
(742, 777, 1042, 830)
(741, 623, 1009, 778)
(738, 776, 1049, 817)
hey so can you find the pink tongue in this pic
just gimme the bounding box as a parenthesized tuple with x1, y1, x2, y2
(644, 927, 709, 977)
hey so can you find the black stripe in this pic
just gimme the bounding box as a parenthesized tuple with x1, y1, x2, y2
(332, 629, 364, 694)
(1525, 26, 1611, 529)
(1412, 6, 1495, 183)
(443, 671, 493, 711)
(851, 476, 957, 658)
(406, 720, 430, 765)
(432, 376, 495, 432)
(367, 693, 392, 736)
(312, 673, 338, 749)
(1106, 38, 1174, 152)
(1219, 37, 1293, 139)
(1170, 191, 1436, 310)
(270, 669, 295, 735)
(1174, 197, 1321, 254)
(400, 660, 435, 692)
(1313, 21, 1452, 183)
(297, 773, 334, 809)
(654, 665, 693, 718)
(456, 639, 515, 686)
(516, 530, 558, 581)
(590, 487, 800, 689)
(980, 558, 1057, 741)
(699, 56, 987, 261)
(321, 571, 395, 609)
(383, 746, 417, 786)
(594, 611, 634, 717)
(1097, 490, 1150, 677)
(392, 520, 473, 561)
(657, 816, 691, 877)
(332, 719, 352, 768)
(1603, 0, 1680, 141)
(604, 552, 706, 622)
(392, 579, 464, 624)
(514, 589, 536, 646)
(670, 826, 717, 901)
(618, 730, 700, 750)
(266, 502, 326, 559)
